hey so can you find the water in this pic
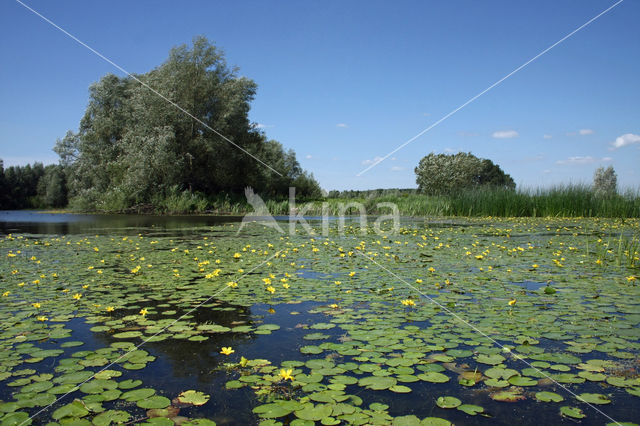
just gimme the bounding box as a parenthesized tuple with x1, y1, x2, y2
(1, 211, 638, 425)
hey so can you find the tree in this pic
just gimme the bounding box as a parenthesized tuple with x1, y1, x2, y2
(593, 166, 617, 196)
(57, 36, 320, 210)
(415, 152, 515, 195)
(37, 165, 68, 208)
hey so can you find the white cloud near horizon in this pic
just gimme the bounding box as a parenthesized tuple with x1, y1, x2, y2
(579, 128, 594, 135)
(362, 156, 383, 166)
(610, 133, 640, 149)
(556, 156, 612, 165)
(254, 123, 274, 129)
(390, 166, 405, 172)
(305, 155, 312, 159)
(543, 134, 552, 139)
(336, 123, 348, 128)
(492, 130, 519, 139)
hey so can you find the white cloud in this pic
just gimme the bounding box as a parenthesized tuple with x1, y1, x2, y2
(444, 147, 459, 153)
(492, 130, 519, 139)
(543, 134, 552, 139)
(390, 166, 405, 172)
(362, 156, 383, 166)
(579, 129, 594, 135)
(543, 169, 552, 174)
(423, 112, 431, 117)
(556, 156, 595, 165)
(254, 123, 274, 129)
(336, 123, 348, 128)
(556, 156, 612, 165)
(305, 155, 312, 159)
(610, 133, 640, 149)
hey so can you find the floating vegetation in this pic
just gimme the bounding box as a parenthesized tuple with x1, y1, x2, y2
(0, 216, 639, 424)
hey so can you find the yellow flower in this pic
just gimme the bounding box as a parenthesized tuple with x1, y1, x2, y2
(401, 299, 416, 306)
(139, 308, 148, 316)
(595, 259, 602, 265)
(106, 306, 115, 312)
(233, 253, 242, 258)
(282, 283, 290, 289)
(627, 276, 637, 282)
(82, 284, 89, 289)
(266, 286, 276, 294)
(72, 293, 82, 300)
(416, 279, 423, 284)
(220, 347, 234, 355)
(279, 368, 294, 381)
(32, 302, 41, 309)
(475, 255, 484, 260)
(262, 278, 272, 285)
(32, 279, 40, 285)
(532, 264, 539, 269)
(329, 304, 339, 309)
(348, 271, 356, 277)
(2, 291, 10, 297)
(428, 267, 436, 273)
(508, 299, 517, 306)
(131, 265, 141, 274)
(334, 281, 341, 285)
(226, 281, 238, 288)
(37, 316, 48, 322)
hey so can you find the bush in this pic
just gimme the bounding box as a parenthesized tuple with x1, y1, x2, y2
(415, 152, 514, 195)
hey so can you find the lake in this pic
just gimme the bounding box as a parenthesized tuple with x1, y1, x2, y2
(0, 211, 638, 425)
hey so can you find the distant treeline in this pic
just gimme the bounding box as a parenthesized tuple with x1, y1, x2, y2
(327, 188, 418, 198)
(0, 160, 67, 210)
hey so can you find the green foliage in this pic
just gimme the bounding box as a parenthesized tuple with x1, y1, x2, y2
(414, 152, 515, 195)
(315, 185, 640, 218)
(57, 36, 321, 212)
(0, 161, 64, 209)
(593, 166, 617, 196)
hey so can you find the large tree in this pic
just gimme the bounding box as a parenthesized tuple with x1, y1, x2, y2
(415, 152, 515, 195)
(57, 36, 320, 210)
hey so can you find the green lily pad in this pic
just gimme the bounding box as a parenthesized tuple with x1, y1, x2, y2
(137, 396, 171, 409)
(560, 406, 585, 419)
(92, 410, 131, 426)
(576, 393, 611, 405)
(358, 376, 397, 390)
(52, 401, 89, 420)
(177, 390, 210, 406)
(456, 404, 484, 415)
(435, 396, 461, 409)
(535, 391, 564, 402)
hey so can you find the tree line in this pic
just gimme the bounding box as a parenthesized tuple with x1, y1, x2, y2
(0, 160, 67, 209)
(2, 37, 322, 213)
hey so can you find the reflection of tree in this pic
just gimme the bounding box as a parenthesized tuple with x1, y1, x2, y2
(0, 213, 243, 236)
(92, 299, 255, 387)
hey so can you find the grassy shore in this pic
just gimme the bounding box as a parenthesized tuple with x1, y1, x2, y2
(84, 184, 640, 218)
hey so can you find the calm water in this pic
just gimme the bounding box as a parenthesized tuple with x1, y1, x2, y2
(1, 211, 637, 426)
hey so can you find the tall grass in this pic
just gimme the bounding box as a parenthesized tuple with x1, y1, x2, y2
(306, 185, 640, 218)
(72, 184, 640, 218)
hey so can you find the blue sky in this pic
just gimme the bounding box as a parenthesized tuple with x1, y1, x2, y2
(1, 0, 638, 191)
